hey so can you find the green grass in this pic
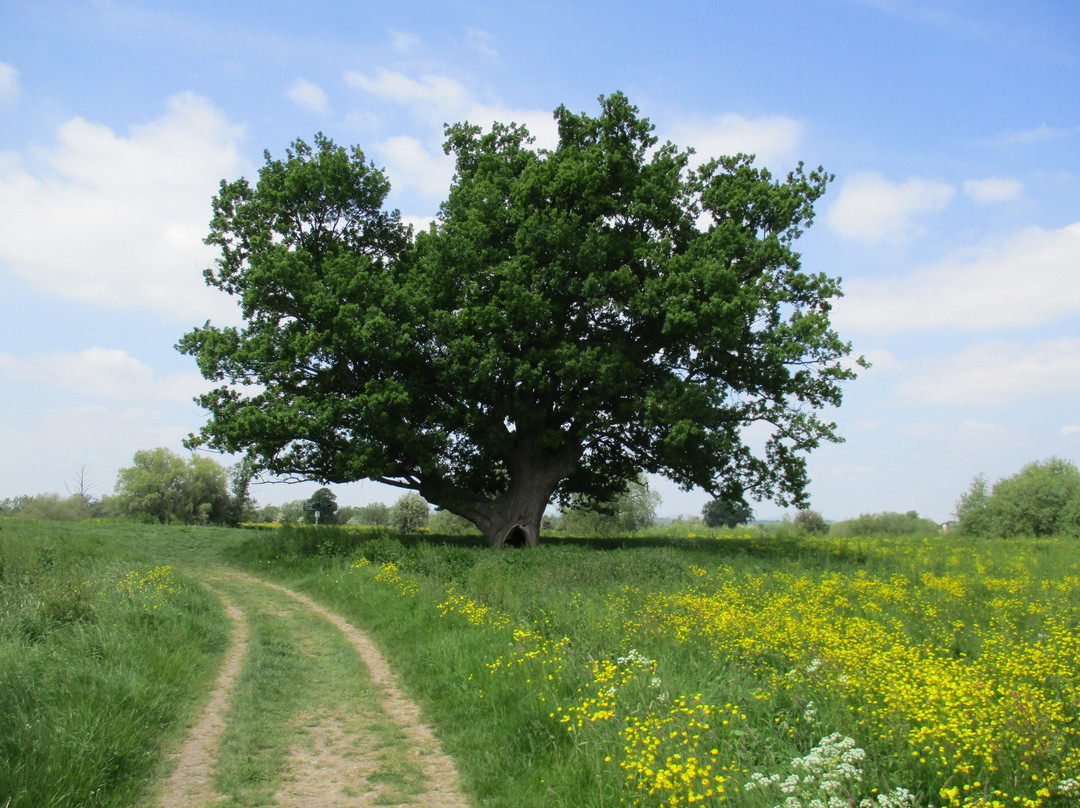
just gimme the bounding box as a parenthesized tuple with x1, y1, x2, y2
(229, 526, 1080, 808)
(0, 520, 230, 808)
(4, 519, 1079, 808)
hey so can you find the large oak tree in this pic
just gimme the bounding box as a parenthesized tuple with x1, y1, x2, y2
(178, 93, 860, 547)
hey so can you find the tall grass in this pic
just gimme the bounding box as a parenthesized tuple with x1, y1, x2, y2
(237, 527, 1080, 808)
(4, 519, 1079, 808)
(0, 521, 229, 808)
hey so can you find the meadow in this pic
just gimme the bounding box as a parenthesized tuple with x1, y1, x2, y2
(1, 520, 1078, 808)
(0, 521, 230, 807)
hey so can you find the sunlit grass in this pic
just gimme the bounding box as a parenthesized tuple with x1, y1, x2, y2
(267, 529, 1080, 808)
(0, 521, 229, 808)
(5, 520, 1078, 808)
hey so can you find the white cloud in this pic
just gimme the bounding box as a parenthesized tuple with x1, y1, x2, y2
(0, 347, 210, 403)
(468, 28, 499, 60)
(834, 222, 1080, 333)
(345, 68, 559, 144)
(962, 177, 1023, 204)
(1062, 425, 1080, 436)
(344, 69, 559, 195)
(377, 135, 456, 198)
(401, 213, 437, 234)
(344, 69, 472, 115)
(667, 113, 805, 169)
(826, 172, 956, 244)
(0, 92, 249, 321)
(388, 29, 421, 54)
(0, 62, 18, 105)
(983, 124, 1080, 148)
(897, 338, 1080, 406)
(286, 78, 329, 113)
(0, 403, 194, 498)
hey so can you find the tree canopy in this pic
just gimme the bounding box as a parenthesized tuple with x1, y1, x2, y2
(702, 497, 754, 528)
(114, 447, 240, 525)
(956, 458, 1080, 538)
(178, 93, 860, 547)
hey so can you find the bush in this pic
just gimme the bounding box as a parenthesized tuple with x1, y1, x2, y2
(557, 476, 660, 536)
(702, 498, 753, 528)
(343, 502, 391, 527)
(390, 493, 430, 532)
(793, 509, 827, 534)
(830, 511, 941, 538)
(428, 509, 482, 535)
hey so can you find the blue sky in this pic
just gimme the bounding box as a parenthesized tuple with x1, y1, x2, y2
(1, 0, 1077, 522)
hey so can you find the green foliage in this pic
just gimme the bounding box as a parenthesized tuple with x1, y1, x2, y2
(390, 492, 430, 532)
(829, 510, 941, 538)
(428, 508, 483, 535)
(0, 492, 91, 521)
(702, 497, 754, 528)
(793, 509, 828, 534)
(957, 458, 1080, 538)
(113, 447, 240, 525)
(279, 500, 304, 524)
(254, 503, 281, 523)
(558, 476, 661, 536)
(343, 502, 392, 527)
(179, 93, 860, 545)
(304, 486, 338, 524)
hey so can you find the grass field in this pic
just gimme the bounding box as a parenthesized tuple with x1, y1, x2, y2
(0, 521, 230, 807)
(1, 520, 1078, 808)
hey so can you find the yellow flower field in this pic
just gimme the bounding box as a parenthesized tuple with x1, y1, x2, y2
(351, 534, 1080, 808)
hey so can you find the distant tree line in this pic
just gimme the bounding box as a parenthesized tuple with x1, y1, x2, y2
(1, 448, 255, 526)
(6, 450, 1077, 540)
(955, 458, 1080, 539)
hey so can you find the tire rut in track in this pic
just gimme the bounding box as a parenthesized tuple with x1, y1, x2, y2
(155, 571, 471, 808)
(156, 593, 248, 808)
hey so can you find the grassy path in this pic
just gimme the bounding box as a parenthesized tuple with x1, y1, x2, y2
(152, 570, 471, 808)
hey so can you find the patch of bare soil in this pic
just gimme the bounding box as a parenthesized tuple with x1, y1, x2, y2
(156, 595, 249, 808)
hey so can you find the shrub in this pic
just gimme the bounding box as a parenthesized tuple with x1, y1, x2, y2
(830, 510, 940, 538)
(390, 493, 430, 532)
(794, 509, 828, 534)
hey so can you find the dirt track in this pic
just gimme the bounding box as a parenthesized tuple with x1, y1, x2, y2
(153, 572, 471, 808)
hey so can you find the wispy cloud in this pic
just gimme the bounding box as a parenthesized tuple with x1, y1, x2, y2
(826, 171, 955, 244)
(834, 222, 1080, 333)
(468, 28, 499, 60)
(344, 69, 472, 115)
(388, 29, 421, 54)
(286, 78, 329, 113)
(0, 347, 210, 403)
(0, 62, 18, 105)
(962, 177, 1023, 204)
(980, 123, 1080, 148)
(897, 338, 1080, 406)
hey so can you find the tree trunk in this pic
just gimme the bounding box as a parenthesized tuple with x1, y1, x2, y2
(468, 476, 549, 548)
(462, 449, 577, 548)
